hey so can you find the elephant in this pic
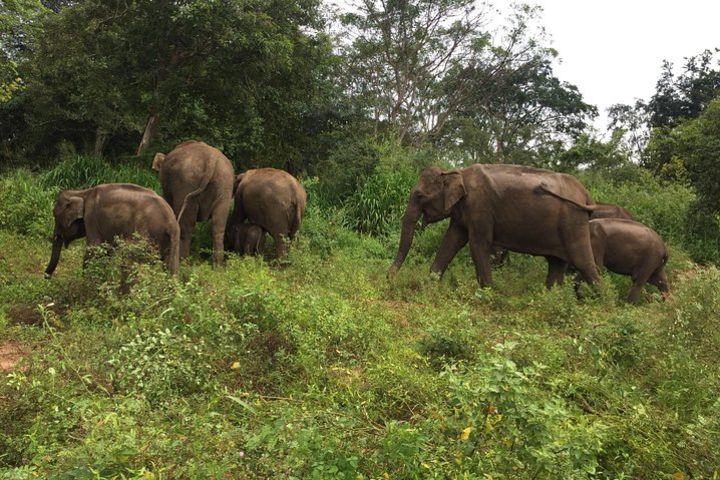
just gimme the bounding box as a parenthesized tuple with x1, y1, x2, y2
(152, 140, 234, 267)
(590, 202, 634, 220)
(44, 183, 180, 277)
(576, 218, 669, 303)
(388, 164, 602, 288)
(225, 222, 265, 256)
(493, 202, 634, 269)
(227, 168, 306, 259)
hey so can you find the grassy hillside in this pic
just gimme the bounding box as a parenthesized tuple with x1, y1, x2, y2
(1, 162, 719, 479)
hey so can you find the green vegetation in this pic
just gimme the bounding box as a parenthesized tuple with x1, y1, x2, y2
(3, 1, 720, 478)
(1, 164, 719, 479)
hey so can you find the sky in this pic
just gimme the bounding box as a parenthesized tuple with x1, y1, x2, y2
(530, 0, 720, 131)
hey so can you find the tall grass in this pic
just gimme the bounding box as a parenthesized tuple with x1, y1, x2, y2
(40, 155, 160, 192)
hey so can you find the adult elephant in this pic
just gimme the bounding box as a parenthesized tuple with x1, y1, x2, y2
(493, 201, 635, 272)
(388, 164, 601, 288)
(227, 168, 306, 259)
(44, 184, 180, 277)
(152, 140, 234, 267)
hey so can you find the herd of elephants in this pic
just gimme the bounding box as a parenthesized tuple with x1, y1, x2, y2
(42, 140, 670, 303)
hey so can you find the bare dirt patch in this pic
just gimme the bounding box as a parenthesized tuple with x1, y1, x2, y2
(0, 341, 29, 371)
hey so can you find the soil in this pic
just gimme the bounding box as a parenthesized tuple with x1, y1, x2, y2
(0, 341, 28, 371)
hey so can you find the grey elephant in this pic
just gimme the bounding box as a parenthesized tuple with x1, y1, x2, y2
(576, 218, 669, 303)
(228, 168, 306, 259)
(493, 201, 634, 270)
(590, 202, 634, 220)
(389, 164, 602, 288)
(152, 140, 234, 267)
(44, 183, 180, 277)
(226, 222, 265, 256)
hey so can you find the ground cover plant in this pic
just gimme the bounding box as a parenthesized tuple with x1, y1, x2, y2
(1, 161, 719, 479)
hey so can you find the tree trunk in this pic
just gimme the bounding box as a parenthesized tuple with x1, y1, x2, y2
(94, 128, 108, 157)
(136, 113, 159, 156)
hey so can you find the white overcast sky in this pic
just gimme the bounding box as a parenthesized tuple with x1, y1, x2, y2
(531, 0, 720, 131)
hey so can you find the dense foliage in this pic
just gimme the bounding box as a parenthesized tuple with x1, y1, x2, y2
(2, 1, 720, 477)
(2, 163, 719, 479)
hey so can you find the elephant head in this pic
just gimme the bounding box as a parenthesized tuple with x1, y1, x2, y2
(45, 190, 87, 278)
(389, 166, 466, 276)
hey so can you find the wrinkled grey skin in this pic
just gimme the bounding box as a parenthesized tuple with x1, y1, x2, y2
(44, 183, 180, 277)
(228, 168, 306, 259)
(590, 202, 634, 220)
(576, 218, 669, 303)
(494, 202, 634, 270)
(226, 222, 265, 256)
(389, 164, 601, 288)
(152, 140, 234, 267)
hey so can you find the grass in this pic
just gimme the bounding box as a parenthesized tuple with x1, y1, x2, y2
(1, 166, 719, 478)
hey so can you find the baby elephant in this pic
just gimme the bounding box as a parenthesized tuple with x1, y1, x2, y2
(226, 222, 265, 256)
(45, 183, 180, 277)
(579, 218, 669, 303)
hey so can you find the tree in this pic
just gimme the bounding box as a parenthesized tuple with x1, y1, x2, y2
(338, 2, 594, 161)
(338, 0, 489, 144)
(0, 0, 47, 103)
(17, 0, 334, 166)
(612, 49, 720, 171)
(607, 100, 650, 160)
(648, 49, 720, 129)
(434, 5, 595, 165)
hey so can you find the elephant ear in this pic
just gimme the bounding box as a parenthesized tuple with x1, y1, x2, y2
(443, 172, 466, 211)
(61, 196, 84, 229)
(151, 153, 166, 172)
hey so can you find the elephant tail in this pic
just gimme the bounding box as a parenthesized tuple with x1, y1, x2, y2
(177, 157, 218, 223)
(289, 200, 303, 239)
(166, 224, 180, 276)
(534, 182, 596, 213)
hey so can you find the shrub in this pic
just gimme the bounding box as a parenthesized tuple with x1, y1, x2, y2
(40, 155, 160, 191)
(108, 327, 217, 404)
(0, 169, 55, 237)
(343, 167, 416, 237)
(583, 170, 694, 246)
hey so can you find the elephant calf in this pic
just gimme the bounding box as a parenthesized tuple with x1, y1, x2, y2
(578, 218, 669, 303)
(45, 183, 180, 277)
(226, 222, 265, 256)
(590, 202, 634, 220)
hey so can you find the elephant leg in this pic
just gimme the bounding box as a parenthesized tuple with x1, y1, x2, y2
(273, 233, 289, 260)
(467, 229, 493, 287)
(210, 200, 230, 268)
(82, 237, 104, 270)
(545, 256, 568, 289)
(430, 220, 468, 277)
(627, 266, 655, 304)
(648, 267, 670, 298)
(176, 201, 199, 258)
(565, 237, 601, 287)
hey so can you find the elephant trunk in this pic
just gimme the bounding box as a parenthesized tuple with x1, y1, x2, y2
(45, 234, 63, 279)
(388, 202, 421, 277)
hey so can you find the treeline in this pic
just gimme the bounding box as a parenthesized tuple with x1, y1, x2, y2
(1, 1, 720, 258)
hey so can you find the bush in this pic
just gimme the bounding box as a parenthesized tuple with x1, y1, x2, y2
(583, 170, 694, 246)
(0, 169, 55, 237)
(343, 167, 416, 237)
(41, 155, 160, 191)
